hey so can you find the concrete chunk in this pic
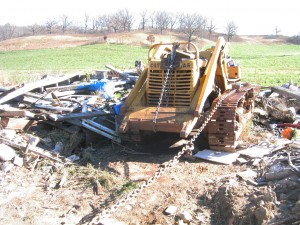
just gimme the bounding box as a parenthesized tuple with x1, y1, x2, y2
(0, 143, 16, 161)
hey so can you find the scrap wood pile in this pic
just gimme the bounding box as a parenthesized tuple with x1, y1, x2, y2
(0, 67, 139, 173)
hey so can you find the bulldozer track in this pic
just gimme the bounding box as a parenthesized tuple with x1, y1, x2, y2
(208, 87, 254, 151)
(80, 90, 235, 225)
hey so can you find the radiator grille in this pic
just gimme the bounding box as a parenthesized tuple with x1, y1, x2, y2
(147, 69, 194, 107)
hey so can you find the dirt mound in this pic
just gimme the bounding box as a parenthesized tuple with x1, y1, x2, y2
(211, 183, 277, 224)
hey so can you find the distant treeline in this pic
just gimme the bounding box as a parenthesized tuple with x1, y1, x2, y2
(0, 9, 299, 44)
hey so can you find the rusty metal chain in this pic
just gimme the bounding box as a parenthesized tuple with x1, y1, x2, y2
(153, 43, 180, 130)
(86, 90, 235, 225)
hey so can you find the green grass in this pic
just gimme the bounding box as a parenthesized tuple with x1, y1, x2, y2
(229, 43, 300, 86)
(0, 42, 300, 86)
(0, 43, 149, 84)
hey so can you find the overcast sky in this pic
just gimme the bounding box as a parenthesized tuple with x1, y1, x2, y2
(1, 0, 299, 36)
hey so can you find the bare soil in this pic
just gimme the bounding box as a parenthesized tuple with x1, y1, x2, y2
(0, 124, 298, 225)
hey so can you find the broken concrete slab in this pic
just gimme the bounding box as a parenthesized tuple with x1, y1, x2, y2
(194, 149, 240, 165)
(0, 161, 14, 172)
(0, 129, 16, 140)
(13, 155, 23, 167)
(237, 169, 257, 180)
(178, 211, 193, 223)
(238, 144, 273, 159)
(0, 143, 16, 161)
(164, 205, 177, 215)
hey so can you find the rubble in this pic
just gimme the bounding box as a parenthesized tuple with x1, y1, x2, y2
(0, 70, 299, 224)
(164, 205, 177, 215)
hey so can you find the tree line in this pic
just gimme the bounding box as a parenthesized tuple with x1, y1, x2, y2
(0, 8, 299, 44)
(0, 9, 239, 42)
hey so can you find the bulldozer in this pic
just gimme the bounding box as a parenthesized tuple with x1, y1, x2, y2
(118, 37, 254, 152)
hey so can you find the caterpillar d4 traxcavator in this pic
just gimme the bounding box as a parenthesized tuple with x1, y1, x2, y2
(119, 37, 254, 152)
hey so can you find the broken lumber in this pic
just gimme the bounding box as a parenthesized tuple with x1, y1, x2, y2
(0, 73, 81, 104)
(0, 105, 37, 118)
(34, 104, 76, 112)
(0, 117, 34, 130)
(46, 83, 86, 92)
(106, 65, 138, 82)
(0, 136, 63, 164)
(271, 86, 300, 101)
(48, 110, 114, 121)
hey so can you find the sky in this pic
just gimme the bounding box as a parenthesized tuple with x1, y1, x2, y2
(1, 0, 299, 36)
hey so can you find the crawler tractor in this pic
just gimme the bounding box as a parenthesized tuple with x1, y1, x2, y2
(119, 37, 254, 152)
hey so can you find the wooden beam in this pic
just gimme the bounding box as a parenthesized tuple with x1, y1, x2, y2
(106, 64, 139, 82)
(0, 73, 80, 105)
(271, 86, 300, 101)
(0, 136, 63, 164)
(0, 105, 36, 118)
(48, 111, 114, 121)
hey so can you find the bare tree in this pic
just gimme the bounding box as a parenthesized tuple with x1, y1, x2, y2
(139, 10, 148, 30)
(28, 23, 43, 36)
(45, 18, 57, 34)
(155, 11, 170, 34)
(149, 12, 156, 29)
(108, 13, 121, 32)
(168, 13, 179, 31)
(207, 18, 217, 40)
(96, 14, 109, 32)
(275, 26, 281, 36)
(60, 14, 72, 34)
(91, 17, 98, 32)
(296, 33, 300, 45)
(225, 21, 238, 42)
(118, 8, 134, 31)
(0, 23, 15, 40)
(83, 12, 89, 33)
(179, 13, 206, 43)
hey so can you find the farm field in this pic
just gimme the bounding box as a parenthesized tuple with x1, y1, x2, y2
(0, 35, 300, 86)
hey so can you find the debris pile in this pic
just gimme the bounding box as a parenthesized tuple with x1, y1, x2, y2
(0, 68, 138, 172)
(0, 70, 300, 224)
(196, 82, 300, 224)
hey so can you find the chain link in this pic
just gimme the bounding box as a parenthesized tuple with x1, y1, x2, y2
(85, 90, 234, 225)
(153, 43, 179, 131)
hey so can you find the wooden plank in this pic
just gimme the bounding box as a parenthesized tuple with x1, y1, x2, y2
(271, 86, 300, 101)
(106, 64, 139, 82)
(46, 83, 86, 92)
(48, 111, 114, 121)
(0, 136, 63, 164)
(0, 73, 80, 104)
(34, 104, 76, 112)
(0, 117, 34, 130)
(0, 105, 36, 118)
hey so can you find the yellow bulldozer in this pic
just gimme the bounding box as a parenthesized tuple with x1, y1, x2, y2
(118, 37, 254, 152)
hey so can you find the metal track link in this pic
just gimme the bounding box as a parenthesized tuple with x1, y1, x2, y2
(208, 87, 254, 152)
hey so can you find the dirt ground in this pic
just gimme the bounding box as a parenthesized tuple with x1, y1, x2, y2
(0, 122, 299, 225)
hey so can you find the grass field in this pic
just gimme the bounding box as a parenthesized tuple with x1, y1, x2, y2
(230, 43, 300, 86)
(0, 42, 300, 86)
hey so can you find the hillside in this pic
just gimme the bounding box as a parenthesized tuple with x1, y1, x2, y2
(0, 31, 291, 52)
